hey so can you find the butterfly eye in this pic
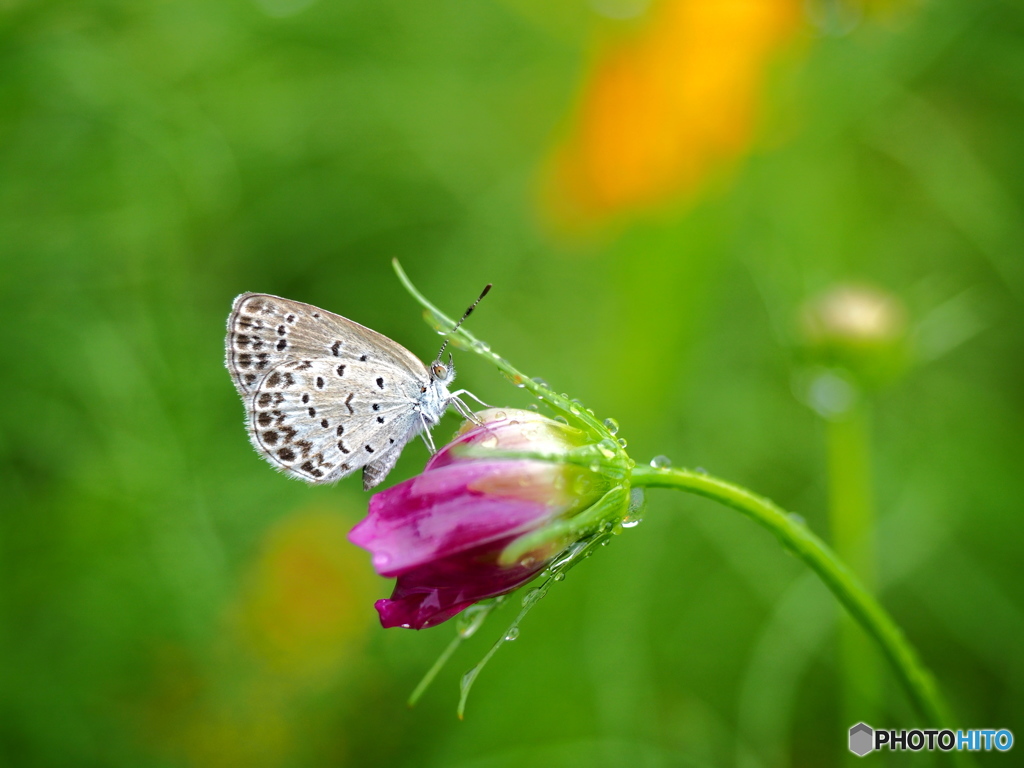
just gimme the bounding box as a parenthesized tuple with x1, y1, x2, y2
(432, 364, 447, 377)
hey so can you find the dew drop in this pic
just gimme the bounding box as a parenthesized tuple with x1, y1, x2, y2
(554, 572, 566, 582)
(530, 377, 549, 388)
(649, 455, 672, 468)
(588, 461, 601, 473)
(621, 518, 642, 529)
(628, 487, 646, 514)
(789, 512, 806, 527)
(521, 588, 544, 607)
(528, 403, 539, 411)
(504, 628, 520, 641)
(598, 438, 618, 458)
(474, 340, 491, 353)
(521, 423, 540, 440)
(603, 417, 620, 435)
(553, 415, 569, 425)
(480, 435, 498, 449)
(617, 437, 628, 449)
(456, 603, 490, 638)
(492, 410, 507, 420)
(695, 466, 709, 475)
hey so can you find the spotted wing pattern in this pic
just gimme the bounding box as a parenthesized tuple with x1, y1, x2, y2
(226, 293, 432, 485)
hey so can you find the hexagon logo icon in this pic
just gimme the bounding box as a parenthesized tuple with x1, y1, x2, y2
(849, 722, 874, 756)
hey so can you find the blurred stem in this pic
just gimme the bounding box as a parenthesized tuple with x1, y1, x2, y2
(826, 401, 882, 739)
(630, 466, 956, 737)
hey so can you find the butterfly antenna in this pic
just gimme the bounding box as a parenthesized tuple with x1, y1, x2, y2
(437, 283, 492, 359)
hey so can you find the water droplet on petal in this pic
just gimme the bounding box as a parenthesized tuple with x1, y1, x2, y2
(492, 410, 507, 420)
(649, 455, 672, 468)
(480, 435, 498, 449)
(603, 417, 620, 435)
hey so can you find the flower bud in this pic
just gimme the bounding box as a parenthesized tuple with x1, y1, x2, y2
(348, 409, 623, 629)
(799, 284, 909, 390)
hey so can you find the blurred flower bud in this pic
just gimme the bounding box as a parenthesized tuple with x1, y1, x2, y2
(799, 284, 909, 392)
(349, 409, 626, 629)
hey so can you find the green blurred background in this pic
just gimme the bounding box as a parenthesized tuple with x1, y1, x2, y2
(2, 0, 1022, 765)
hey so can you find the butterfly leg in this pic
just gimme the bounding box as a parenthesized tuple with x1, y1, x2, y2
(450, 396, 483, 425)
(418, 412, 438, 454)
(450, 389, 494, 409)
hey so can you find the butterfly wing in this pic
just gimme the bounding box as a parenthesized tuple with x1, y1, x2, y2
(226, 293, 432, 485)
(245, 358, 427, 484)
(226, 293, 427, 395)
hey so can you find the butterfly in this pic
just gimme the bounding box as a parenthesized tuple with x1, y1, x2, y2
(225, 290, 487, 490)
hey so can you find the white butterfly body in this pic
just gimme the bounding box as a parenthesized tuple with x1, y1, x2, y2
(225, 293, 460, 489)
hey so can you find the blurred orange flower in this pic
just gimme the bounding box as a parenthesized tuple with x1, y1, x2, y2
(542, 0, 802, 230)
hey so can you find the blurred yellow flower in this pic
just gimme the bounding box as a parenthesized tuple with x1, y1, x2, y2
(542, 0, 802, 230)
(138, 508, 376, 767)
(237, 507, 377, 678)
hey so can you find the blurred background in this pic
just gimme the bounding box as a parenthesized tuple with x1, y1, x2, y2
(2, 0, 1022, 765)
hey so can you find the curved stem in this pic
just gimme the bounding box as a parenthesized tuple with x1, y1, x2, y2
(631, 465, 955, 733)
(392, 259, 611, 437)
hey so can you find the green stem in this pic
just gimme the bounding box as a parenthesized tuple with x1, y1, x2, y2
(630, 465, 953, 732)
(825, 402, 882, 736)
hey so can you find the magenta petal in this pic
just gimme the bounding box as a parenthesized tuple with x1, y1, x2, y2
(348, 460, 559, 577)
(374, 535, 550, 629)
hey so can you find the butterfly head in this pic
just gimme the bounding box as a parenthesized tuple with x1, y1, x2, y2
(429, 353, 456, 385)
